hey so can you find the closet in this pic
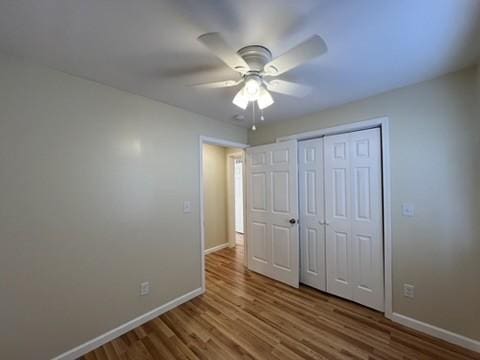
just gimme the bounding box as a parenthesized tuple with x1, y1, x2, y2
(246, 127, 384, 311)
(299, 128, 384, 311)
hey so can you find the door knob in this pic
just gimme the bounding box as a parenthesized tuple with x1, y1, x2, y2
(289, 218, 297, 224)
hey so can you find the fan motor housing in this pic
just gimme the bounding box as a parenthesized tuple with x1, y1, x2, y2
(237, 45, 272, 72)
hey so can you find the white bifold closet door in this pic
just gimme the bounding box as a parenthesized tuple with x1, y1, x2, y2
(246, 140, 300, 288)
(299, 138, 326, 291)
(324, 128, 384, 311)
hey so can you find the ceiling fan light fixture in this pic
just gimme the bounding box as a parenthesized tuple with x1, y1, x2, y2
(195, 32, 328, 129)
(257, 88, 274, 110)
(232, 88, 249, 109)
(244, 76, 262, 100)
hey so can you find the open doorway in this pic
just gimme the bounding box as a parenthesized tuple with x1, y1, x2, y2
(232, 157, 244, 249)
(200, 136, 248, 290)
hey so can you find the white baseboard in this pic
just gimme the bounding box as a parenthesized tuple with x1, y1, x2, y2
(204, 243, 229, 255)
(391, 312, 480, 353)
(52, 287, 203, 360)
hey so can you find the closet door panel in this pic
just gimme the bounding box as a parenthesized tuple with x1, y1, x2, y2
(325, 134, 353, 300)
(350, 128, 384, 311)
(299, 139, 326, 291)
(324, 128, 384, 311)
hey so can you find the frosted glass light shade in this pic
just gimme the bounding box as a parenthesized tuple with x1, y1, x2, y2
(232, 88, 248, 109)
(257, 88, 274, 109)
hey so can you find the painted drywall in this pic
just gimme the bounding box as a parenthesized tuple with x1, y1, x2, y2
(0, 53, 247, 360)
(203, 144, 228, 250)
(249, 67, 480, 341)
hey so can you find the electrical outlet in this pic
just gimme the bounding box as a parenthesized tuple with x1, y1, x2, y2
(403, 284, 415, 298)
(140, 281, 150, 296)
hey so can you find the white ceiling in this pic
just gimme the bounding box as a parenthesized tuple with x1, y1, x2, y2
(0, 0, 479, 126)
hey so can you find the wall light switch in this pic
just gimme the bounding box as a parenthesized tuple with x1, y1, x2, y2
(403, 284, 415, 299)
(140, 281, 150, 296)
(183, 200, 192, 214)
(402, 203, 415, 217)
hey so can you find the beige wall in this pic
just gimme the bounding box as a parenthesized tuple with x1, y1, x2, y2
(0, 53, 247, 360)
(249, 67, 480, 341)
(203, 144, 228, 250)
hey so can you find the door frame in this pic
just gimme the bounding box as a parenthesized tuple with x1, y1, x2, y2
(276, 116, 393, 318)
(199, 136, 249, 293)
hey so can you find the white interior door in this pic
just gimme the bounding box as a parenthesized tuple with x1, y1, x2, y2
(234, 160, 244, 234)
(325, 128, 384, 311)
(350, 129, 384, 310)
(299, 138, 326, 291)
(324, 132, 353, 300)
(246, 140, 299, 288)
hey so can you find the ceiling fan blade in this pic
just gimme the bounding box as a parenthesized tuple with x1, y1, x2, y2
(264, 35, 327, 76)
(265, 79, 312, 98)
(197, 33, 250, 74)
(191, 79, 242, 89)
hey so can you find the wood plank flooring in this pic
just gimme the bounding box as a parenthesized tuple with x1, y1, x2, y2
(81, 243, 479, 359)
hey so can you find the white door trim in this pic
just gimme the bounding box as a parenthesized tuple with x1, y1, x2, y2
(199, 136, 249, 292)
(276, 117, 386, 142)
(275, 116, 393, 319)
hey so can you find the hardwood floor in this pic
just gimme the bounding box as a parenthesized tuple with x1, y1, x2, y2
(81, 245, 479, 360)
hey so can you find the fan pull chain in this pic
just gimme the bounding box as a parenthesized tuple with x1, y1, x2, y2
(260, 108, 265, 121)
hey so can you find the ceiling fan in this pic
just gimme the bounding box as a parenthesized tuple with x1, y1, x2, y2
(192, 32, 328, 119)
